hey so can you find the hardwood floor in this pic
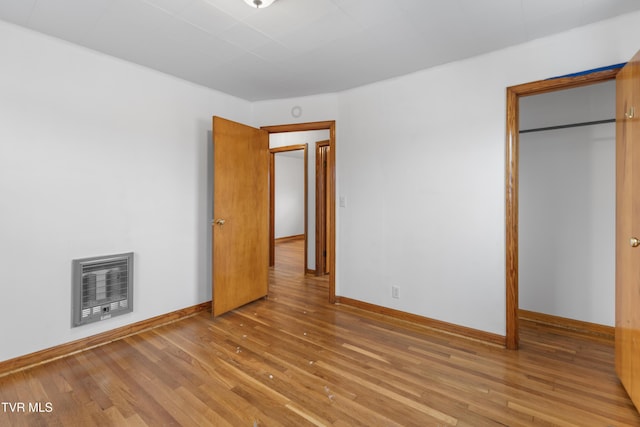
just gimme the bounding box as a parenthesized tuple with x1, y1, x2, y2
(1, 239, 638, 426)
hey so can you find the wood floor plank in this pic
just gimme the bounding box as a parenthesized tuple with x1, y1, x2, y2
(0, 239, 639, 426)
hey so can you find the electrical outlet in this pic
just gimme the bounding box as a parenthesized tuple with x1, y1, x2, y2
(392, 286, 399, 299)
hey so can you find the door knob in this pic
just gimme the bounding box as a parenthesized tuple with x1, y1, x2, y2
(631, 237, 640, 248)
(214, 219, 226, 226)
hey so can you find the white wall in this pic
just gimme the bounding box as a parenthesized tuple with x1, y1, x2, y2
(0, 21, 251, 361)
(519, 81, 615, 326)
(274, 154, 304, 239)
(270, 130, 330, 270)
(255, 11, 640, 336)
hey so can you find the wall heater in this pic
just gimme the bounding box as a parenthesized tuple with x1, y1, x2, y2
(72, 252, 133, 326)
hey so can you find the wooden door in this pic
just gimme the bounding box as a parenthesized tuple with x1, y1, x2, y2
(212, 116, 269, 317)
(315, 141, 330, 275)
(616, 50, 640, 410)
(324, 145, 331, 275)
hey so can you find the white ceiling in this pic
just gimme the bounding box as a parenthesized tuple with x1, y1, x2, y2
(2, 0, 639, 101)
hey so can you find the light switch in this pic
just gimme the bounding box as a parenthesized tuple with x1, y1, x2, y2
(339, 196, 346, 208)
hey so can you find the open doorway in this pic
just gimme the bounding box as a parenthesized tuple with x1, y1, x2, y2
(269, 131, 328, 275)
(264, 121, 336, 303)
(505, 68, 620, 349)
(269, 145, 308, 271)
(518, 81, 615, 329)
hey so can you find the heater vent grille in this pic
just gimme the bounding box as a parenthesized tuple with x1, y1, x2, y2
(72, 252, 133, 326)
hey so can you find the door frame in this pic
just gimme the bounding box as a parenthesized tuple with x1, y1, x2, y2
(269, 144, 308, 272)
(315, 140, 330, 276)
(262, 121, 337, 303)
(505, 68, 620, 349)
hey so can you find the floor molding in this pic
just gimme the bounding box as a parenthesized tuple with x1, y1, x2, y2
(0, 301, 212, 377)
(335, 296, 506, 347)
(518, 309, 614, 339)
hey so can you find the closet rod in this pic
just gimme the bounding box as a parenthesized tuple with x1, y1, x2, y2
(519, 118, 615, 134)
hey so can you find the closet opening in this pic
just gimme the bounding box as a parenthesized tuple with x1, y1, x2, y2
(505, 66, 621, 349)
(518, 81, 616, 339)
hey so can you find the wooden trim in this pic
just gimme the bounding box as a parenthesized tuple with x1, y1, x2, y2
(262, 121, 335, 134)
(505, 68, 619, 350)
(0, 302, 212, 378)
(519, 309, 614, 339)
(270, 144, 307, 153)
(336, 296, 506, 347)
(269, 152, 275, 266)
(315, 140, 330, 276)
(327, 123, 336, 303)
(505, 86, 519, 350)
(304, 146, 309, 276)
(263, 121, 337, 303)
(275, 234, 304, 242)
(269, 144, 308, 271)
(306, 269, 316, 275)
(508, 68, 620, 97)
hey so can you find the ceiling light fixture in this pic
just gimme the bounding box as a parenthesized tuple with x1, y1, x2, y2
(243, 0, 276, 8)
